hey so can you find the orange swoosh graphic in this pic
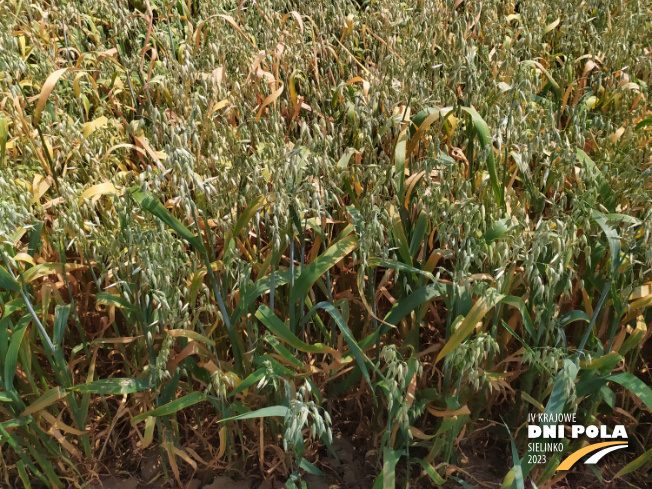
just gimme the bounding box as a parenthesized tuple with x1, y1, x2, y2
(556, 441, 628, 471)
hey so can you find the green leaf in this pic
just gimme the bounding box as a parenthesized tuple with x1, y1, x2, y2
(634, 118, 652, 131)
(266, 335, 306, 370)
(0, 115, 7, 167)
(521, 60, 562, 101)
(451, 476, 475, 489)
(507, 426, 524, 489)
(592, 209, 621, 276)
(17, 461, 32, 489)
(390, 210, 412, 266)
(289, 234, 357, 305)
(27, 221, 44, 257)
(546, 360, 579, 415)
(483, 217, 514, 244)
(409, 107, 439, 138)
(607, 373, 652, 412)
(603, 213, 641, 226)
(615, 448, 652, 478)
(387, 282, 447, 326)
(559, 310, 590, 327)
(311, 302, 372, 390)
(1, 297, 26, 319)
(229, 369, 265, 397)
(96, 292, 136, 312)
(298, 458, 324, 476)
(394, 133, 407, 199)
(337, 147, 360, 170)
(500, 320, 553, 378)
(0, 266, 20, 292)
(165, 328, 215, 346)
(68, 378, 150, 395)
(230, 195, 266, 241)
(131, 392, 207, 424)
(584, 352, 622, 371)
(413, 458, 445, 484)
(437, 153, 457, 165)
(129, 186, 206, 252)
(231, 267, 299, 324)
(409, 212, 428, 258)
(500, 296, 536, 341)
(218, 405, 289, 423)
(577, 150, 614, 209)
(461, 106, 504, 208)
(372, 474, 383, 489)
(256, 305, 332, 354)
(4, 316, 29, 390)
(53, 305, 70, 349)
(360, 282, 448, 349)
(367, 257, 437, 282)
(0, 416, 32, 429)
(382, 447, 401, 489)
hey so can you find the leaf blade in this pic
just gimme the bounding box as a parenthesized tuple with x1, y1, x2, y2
(68, 378, 150, 395)
(289, 234, 357, 305)
(34, 68, 68, 124)
(460, 106, 503, 208)
(129, 186, 206, 252)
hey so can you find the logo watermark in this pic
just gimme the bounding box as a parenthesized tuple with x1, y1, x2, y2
(526, 412, 628, 470)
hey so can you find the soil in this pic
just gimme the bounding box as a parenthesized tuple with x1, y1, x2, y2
(80, 432, 650, 489)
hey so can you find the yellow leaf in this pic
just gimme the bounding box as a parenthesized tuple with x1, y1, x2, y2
(140, 416, 156, 448)
(543, 18, 560, 35)
(73, 72, 98, 98)
(194, 15, 253, 53)
(630, 284, 652, 300)
(49, 427, 82, 459)
(255, 84, 284, 122)
(80, 182, 121, 202)
(164, 440, 182, 487)
(22, 263, 86, 283)
(20, 387, 68, 417)
(289, 70, 300, 107)
(13, 253, 36, 266)
(208, 99, 229, 118)
(39, 411, 87, 436)
(436, 294, 504, 363)
(82, 116, 108, 138)
(281, 11, 304, 34)
(34, 68, 67, 124)
(216, 14, 253, 45)
(345, 76, 370, 99)
(134, 135, 163, 166)
(427, 404, 471, 417)
(217, 426, 227, 459)
(32, 174, 53, 201)
(521, 392, 545, 412)
(609, 127, 625, 143)
(409, 426, 436, 440)
(172, 446, 197, 470)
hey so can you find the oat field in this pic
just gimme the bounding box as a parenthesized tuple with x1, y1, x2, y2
(0, 0, 651, 488)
